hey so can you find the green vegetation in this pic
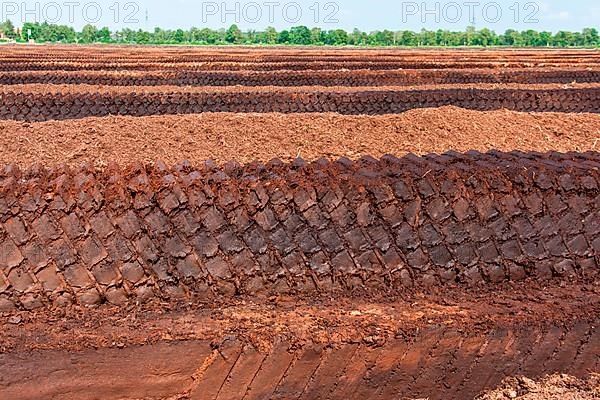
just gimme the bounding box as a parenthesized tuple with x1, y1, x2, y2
(1, 21, 598, 47)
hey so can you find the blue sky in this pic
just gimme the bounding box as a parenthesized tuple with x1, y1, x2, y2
(3, 0, 598, 32)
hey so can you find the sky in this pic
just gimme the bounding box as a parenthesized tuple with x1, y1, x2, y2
(2, 0, 598, 32)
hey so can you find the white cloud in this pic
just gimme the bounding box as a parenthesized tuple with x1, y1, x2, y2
(537, 1, 551, 12)
(545, 11, 571, 20)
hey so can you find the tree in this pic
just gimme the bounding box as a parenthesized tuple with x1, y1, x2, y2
(195, 27, 218, 44)
(324, 29, 348, 46)
(310, 27, 323, 45)
(27, 22, 76, 42)
(289, 26, 311, 45)
(502, 29, 524, 46)
(21, 22, 39, 40)
(418, 29, 437, 46)
(539, 31, 552, 47)
(0, 20, 16, 38)
(118, 28, 136, 43)
(2, 22, 597, 48)
(522, 29, 540, 46)
(400, 31, 416, 46)
(350, 28, 366, 46)
(152, 27, 167, 43)
(97, 27, 111, 43)
(80, 24, 98, 43)
(135, 29, 151, 44)
(553, 31, 573, 47)
(436, 29, 449, 46)
(264, 27, 278, 44)
(371, 30, 394, 46)
(479, 28, 495, 46)
(56, 25, 76, 42)
(174, 28, 185, 43)
(465, 25, 476, 46)
(582, 28, 599, 46)
(245, 29, 257, 44)
(225, 24, 242, 44)
(277, 30, 290, 44)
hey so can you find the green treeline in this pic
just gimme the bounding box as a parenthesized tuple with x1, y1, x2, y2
(1, 21, 599, 47)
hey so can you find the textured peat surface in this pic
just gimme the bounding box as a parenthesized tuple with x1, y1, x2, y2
(0, 152, 598, 398)
(1, 152, 600, 309)
(1, 46, 599, 71)
(2, 83, 599, 121)
(0, 107, 599, 167)
(1, 68, 599, 87)
(0, 46, 599, 400)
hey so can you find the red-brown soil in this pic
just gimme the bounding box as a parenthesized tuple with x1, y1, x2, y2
(6, 81, 599, 94)
(3, 82, 598, 121)
(1, 151, 598, 308)
(0, 46, 598, 400)
(479, 374, 600, 399)
(5, 60, 598, 71)
(0, 107, 597, 167)
(1, 282, 598, 399)
(1, 68, 599, 87)
(1, 150, 598, 399)
(1, 46, 599, 71)
(2, 281, 597, 353)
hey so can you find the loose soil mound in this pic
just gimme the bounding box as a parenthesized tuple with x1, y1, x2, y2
(0, 107, 598, 167)
(479, 374, 600, 400)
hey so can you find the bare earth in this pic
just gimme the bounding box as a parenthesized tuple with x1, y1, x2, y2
(1, 46, 599, 400)
(479, 374, 600, 400)
(1, 106, 599, 167)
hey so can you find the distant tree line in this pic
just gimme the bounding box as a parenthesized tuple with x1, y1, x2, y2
(1, 21, 598, 47)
